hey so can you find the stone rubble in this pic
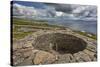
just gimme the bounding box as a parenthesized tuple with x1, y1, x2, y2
(12, 30, 97, 66)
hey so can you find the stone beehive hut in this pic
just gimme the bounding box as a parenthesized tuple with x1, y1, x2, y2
(33, 33, 87, 54)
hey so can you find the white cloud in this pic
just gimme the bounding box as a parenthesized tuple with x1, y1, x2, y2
(55, 11, 64, 16)
(13, 3, 56, 18)
(72, 6, 88, 13)
(12, 3, 97, 21)
(13, 3, 36, 17)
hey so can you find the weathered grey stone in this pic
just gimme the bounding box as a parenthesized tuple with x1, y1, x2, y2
(83, 49, 97, 61)
(55, 54, 72, 63)
(12, 30, 97, 65)
(73, 53, 84, 62)
(86, 44, 96, 52)
(22, 41, 33, 48)
(83, 49, 95, 56)
(33, 51, 56, 64)
(13, 43, 23, 50)
(69, 54, 76, 62)
(13, 55, 24, 65)
(78, 52, 91, 62)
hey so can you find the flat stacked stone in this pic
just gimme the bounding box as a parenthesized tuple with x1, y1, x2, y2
(12, 30, 97, 66)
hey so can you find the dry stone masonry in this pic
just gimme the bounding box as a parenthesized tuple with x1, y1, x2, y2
(12, 29, 97, 66)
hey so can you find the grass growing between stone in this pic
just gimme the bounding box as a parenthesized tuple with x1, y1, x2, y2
(12, 18, 65, 40)
(74, 31, 97, 40)
(13, 31, 33, 39)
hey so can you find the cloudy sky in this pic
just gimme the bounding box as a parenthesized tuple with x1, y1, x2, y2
(12, 1, 97, 21)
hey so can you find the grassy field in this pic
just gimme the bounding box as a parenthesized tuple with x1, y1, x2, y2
(12, 18, 65, 40)
(74, 30, 97, 40)
(12, 18, 97, 40)
(13, 18, 65, 28)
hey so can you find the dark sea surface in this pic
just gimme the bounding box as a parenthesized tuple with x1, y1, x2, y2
(47, 20, 97, 35)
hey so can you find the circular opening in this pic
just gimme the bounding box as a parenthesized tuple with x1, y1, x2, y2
(33, 33, 87, 54)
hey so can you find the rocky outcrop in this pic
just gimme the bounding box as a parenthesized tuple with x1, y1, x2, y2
(12, 30, 97, 66)
(33, 51, 56, 64)
(12, 41, 35, 65)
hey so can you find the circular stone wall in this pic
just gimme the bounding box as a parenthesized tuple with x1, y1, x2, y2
(33, 33, 87, 54)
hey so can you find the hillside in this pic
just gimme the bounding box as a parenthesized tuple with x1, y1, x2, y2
(12, 18, 96, 40)
(12, 18, 97, 66)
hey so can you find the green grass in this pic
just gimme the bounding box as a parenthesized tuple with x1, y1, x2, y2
(13, 25, 21, 32)
(12, 18, 65, 40)
(74, 30, 97, 40)
(13, 31, 33, 39)
(12, 18, 97, 40)
(13, 18, 65, 28)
